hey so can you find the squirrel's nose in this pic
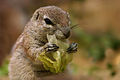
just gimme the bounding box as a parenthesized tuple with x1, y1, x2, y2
(63, 30, 70, 38)
(59, 27, 71, 39)
(62, 27, 71, 38)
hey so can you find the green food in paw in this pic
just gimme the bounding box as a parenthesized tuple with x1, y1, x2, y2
(38, 34, 73, 73)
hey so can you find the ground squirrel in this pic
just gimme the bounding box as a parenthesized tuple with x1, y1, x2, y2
(9, 6, 77, 80)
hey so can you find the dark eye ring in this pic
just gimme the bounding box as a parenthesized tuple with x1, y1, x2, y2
(44, 18, 54, 25)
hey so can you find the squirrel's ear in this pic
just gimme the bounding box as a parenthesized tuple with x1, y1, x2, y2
(31, 11, 41, 21)
(35, 12, 39, 20)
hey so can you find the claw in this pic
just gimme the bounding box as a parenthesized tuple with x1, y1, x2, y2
(67, 43, 78, 53)
(45, 44, 59, 52)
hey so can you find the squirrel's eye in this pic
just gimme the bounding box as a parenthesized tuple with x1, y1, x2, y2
(44, 18, 54, 25)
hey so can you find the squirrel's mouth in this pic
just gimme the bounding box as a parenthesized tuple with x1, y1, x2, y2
(55, 29, 70, 40)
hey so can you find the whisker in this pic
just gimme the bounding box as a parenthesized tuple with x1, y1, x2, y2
(70, 24, 79, 29)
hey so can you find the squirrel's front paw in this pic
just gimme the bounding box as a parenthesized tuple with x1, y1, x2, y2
(67, 43, 78, 53)
(45, 44, 59, 53)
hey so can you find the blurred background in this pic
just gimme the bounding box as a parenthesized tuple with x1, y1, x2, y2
(0, 0, 120, 80)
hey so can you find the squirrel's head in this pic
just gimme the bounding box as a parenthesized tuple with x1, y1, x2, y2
(31, 6, 71, 39)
